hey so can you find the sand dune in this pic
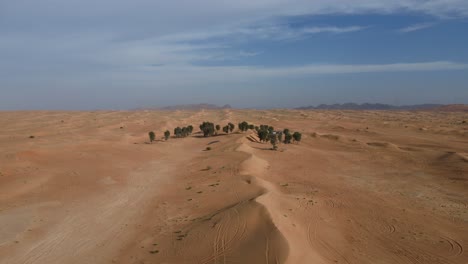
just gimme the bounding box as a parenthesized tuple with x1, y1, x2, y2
(0, 110, 467, 264)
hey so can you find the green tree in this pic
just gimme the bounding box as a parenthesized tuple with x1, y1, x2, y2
(248, 124, 254, 130)
(148, 131, 155, 143)
(284, 133, 292, 144)
(199, 122, 215, 137)
(228, 122, 235, 133)
(216, 124, 220, 133)
(292, 132, 302, 143)
(283, 128, 290, 135)
(238, 121, 249, 132)
(174, 127, 182, 138)
(257, 129, 269, 142)
(277, 131, 283, 143)
(223, 125, 229, 134)
(270, 133, 278, 150)
(164, 130, 170, 140)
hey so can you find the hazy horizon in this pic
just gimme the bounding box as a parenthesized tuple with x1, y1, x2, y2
(1, 1, 468, 110)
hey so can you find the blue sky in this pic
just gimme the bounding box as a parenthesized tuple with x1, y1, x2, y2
(1, 1, 468, 109)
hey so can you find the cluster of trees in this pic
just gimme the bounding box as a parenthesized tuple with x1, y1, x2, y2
(238, 121, 254, 132)
(255, 125, 302, 150)
(174, 125, 193, 138)
(148, 120, 302, 150)
(147, 125, 193, 143)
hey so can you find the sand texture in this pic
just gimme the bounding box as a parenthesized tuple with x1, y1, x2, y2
(1, 109, 467, 264)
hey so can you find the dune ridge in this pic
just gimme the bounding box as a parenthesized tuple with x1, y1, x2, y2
(236, 136, 326, 263)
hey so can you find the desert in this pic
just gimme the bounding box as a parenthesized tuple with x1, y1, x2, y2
(0, 109, 467, 264)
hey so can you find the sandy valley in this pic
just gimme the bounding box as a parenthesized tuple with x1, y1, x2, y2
(0, 109, 467, 264)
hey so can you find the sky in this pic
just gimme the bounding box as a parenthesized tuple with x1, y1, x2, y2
(1, 0, 468, 110)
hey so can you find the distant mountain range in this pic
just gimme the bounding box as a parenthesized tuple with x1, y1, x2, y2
(295, 103, 449, 110)
(134, 103, 467, 112)
(160, 103, 232, 110)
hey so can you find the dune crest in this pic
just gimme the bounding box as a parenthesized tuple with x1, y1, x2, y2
(236, 137, 327, 264)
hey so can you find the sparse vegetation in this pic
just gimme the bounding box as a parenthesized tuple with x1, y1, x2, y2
(29, 135, 35, 139)
(148, 131, 155, 143)
(206, 147, 212, 151)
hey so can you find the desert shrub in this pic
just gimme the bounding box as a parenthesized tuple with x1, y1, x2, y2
(148, 131, 155, 143)
(164, 130, 170, 140)
(206, 147, 212, 151)
(29, 135, 35, 139)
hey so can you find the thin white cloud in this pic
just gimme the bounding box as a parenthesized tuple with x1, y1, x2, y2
(399, 23, 435, 33)
(127, 61, 468, 86)
(302, 26, 367, 34)
(155, 25, 367, 44)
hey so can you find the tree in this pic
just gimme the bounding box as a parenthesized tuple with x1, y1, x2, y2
(283, 128, 290, 135)
(257, 129, 269, 142)
(174, 127, 182, 138)
(292, 132, 302, 143)
(148, 131, 155, 143)
(164, 130, 170, 140)
(228, 123, 235, 133)
(187, 125, 193, 134)
(223, 125, 229, 134)
(200, 122, 215, 137)
(182, 127, 188, 137)
(277, 131, 283, 144)
(248, 124, 254, 130)
(238, 121, 249, 132)
(270, 133, 278, 150)
(284, 133, 292, 144)
(216, 125, 220, 133)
